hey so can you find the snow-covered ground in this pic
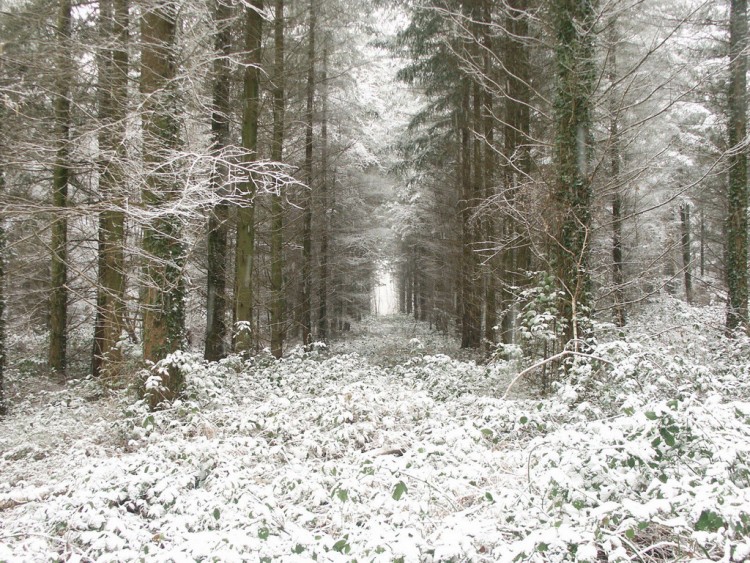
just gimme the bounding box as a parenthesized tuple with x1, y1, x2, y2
(1, 299, 750, 561)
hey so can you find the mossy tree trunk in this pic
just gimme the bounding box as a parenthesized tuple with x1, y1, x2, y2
(204, 0, 232, 361)
(553, 0, 596, 347)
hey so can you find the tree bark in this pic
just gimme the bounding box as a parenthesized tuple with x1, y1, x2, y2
(140, 0, 185, 388)
(204, 0, 232, 361)
(93, 0, 128, 377)
(233, 0, 263, 353)
(680, 202, 693, 304)
(270, 0, 285, 358)
(0, 158, 6, 414)
(608, 22, 626, 327)
(481, 0, 496, 348)
(501, 0, 532, 346)
(49, 0, 72, 375)
(301, 0, 315, 348)
(461, 82, 481, 348)
(726, 0, 748, 332)
(553, 0, 596, 347)
(317, 43, 329, 342)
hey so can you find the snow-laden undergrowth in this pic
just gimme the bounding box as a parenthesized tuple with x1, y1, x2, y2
(0, 299, 749, 562)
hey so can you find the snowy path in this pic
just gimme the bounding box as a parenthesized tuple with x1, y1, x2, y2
(1, 309, 750, 561)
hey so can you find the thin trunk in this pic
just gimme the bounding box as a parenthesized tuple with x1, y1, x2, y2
(49, 0, 72, 375)
(405, 254, 413, 315)
(94, 0, 128, 377)
(270, 0, 285, 358)
(317, 43, 329, 342)
(140, 1, 185, 404)
(482, 0, 496, 348)
(680, 203, 693, 304)
(726, 0, 748, 331)
(233, 0, 263, 353)
(301, 0, 315, 348)
(609, 23, 626, 327)
(461, 83, 481, 348)
(0, 162, 6, 414)
(700, 209, 705, 277)
(204, 0, 232, 361)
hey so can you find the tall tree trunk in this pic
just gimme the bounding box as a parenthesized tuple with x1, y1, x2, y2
(317, 43, 329, 342)
(270, 0, 285, 358)
(482, 0, 496, 348)
(680, 202, 693, 304)
(93, 0, 128, 377)
(140, 0, 185, 404)
(204, 0, 232, 361)
(0, 160, 6, 414)
(501, 0, 532, 346)
(461, 83, 481, 348)
(233, 0, 263, 353)
(608, 22, 626, 327)
(726, 0, 748, 332)
(301, 0, 315, 348)
(49, 0, 71, 375)
(553, 0, 596, 347)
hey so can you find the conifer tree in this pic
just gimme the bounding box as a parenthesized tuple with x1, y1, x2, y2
(140, 0, 185, 404)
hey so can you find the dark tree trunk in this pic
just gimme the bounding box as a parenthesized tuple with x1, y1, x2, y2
(501, 0, 532, 345)
(317, 44, 329, 342)
(140, 1, 185, 394)
(461, 83, 481, 348)
(49, 0, 72, 375)
(680, 203, 693, 304)
(204, 0, 232, 361)
(301, 0, 315, 348)
(608, 23, 626, 327)
(233, 0, 263, 353)
(0, 161, 6, 414)
(270, 0, 285, 358)
(93, 0, 129, 377)
(726, 0, 748, 332)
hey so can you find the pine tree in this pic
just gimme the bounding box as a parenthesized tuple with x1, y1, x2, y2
(204, 0, 232, 361)
(269, 0, 285, 358)
(49, 0, 72, 375)
(233, 0, 263, 354)
(140, 0, 186, 405)
(93, 0, 128, 377)
(726, 0, 748, 332)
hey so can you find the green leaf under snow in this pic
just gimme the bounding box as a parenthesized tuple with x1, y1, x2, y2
(392, 481, 408, 501)
(695, 509, 725, 532)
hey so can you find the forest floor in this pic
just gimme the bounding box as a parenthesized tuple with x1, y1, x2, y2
(1, 298, 750, 562)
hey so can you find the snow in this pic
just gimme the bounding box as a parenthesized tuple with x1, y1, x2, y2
(0, 301, 749, 561)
